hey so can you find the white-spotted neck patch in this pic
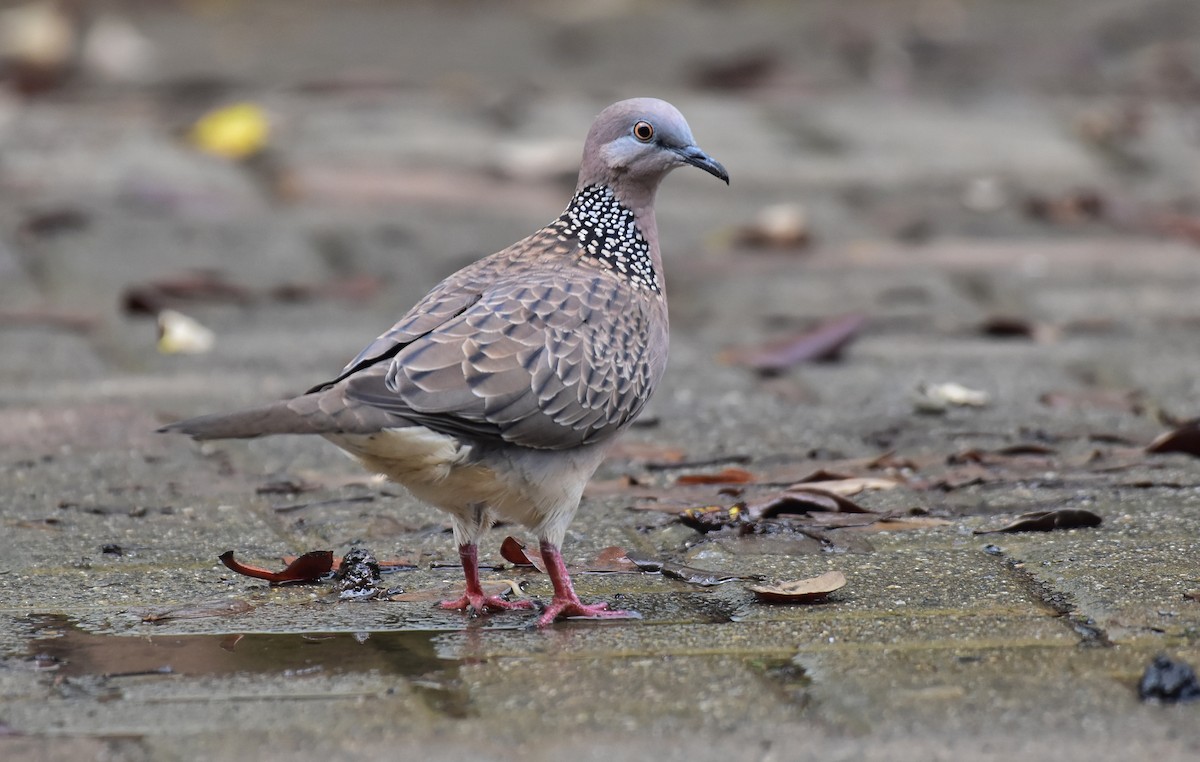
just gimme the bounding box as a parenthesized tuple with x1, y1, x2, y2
(555, 184, 660, 293)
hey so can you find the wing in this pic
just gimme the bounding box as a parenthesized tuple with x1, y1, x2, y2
(344, 266, 667, 451)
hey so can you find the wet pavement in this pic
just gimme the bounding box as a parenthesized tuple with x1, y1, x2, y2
(3, 1, 1200, 760)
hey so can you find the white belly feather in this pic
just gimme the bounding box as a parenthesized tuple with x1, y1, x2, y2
(323, 426, 611, 545)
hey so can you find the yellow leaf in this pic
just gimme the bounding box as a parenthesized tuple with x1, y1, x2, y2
(189, 102, 268, 160)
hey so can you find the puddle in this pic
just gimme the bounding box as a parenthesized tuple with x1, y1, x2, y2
(25, 616, 469, 714)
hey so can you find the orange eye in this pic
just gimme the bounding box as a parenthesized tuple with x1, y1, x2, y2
(633, 121, 654, 142)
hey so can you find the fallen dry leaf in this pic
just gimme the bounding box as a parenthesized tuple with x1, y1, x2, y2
(122, 270, 254, 316)
(974, 509, 1102, 535)
(218, 550, 333, 584)
(268, 274, 386, 305)
(676, 467, 756, 486)
(747, 488, 875, 517)
(748, 570, 847, 604)
(499, 536, 546, 572)
(280, 554, 416, 573)
(721, 313, 867, 374)
(979, 315, 1054, 341)
(1147, 420, 1200, 458)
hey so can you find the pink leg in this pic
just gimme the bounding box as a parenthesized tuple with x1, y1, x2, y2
(536, 540, 639, 626)
(439, 543, 534, 614)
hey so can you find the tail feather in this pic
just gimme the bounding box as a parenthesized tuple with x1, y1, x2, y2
(159, 390, 406, 441)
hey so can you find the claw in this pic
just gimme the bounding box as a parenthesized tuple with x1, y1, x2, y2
(535, 540, 640, 626)
(536, 599, 639, 627)
(439, 592, 536, 614)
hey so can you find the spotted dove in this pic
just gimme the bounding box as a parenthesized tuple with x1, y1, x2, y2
(160, 98, 728, 625)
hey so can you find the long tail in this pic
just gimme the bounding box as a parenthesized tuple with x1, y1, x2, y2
(159, 390, 404, 440)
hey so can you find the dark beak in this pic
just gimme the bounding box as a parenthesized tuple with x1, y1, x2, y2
(674, 145, 729, 184)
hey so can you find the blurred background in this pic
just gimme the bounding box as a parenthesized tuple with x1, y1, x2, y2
(2, 0, 1200, 437)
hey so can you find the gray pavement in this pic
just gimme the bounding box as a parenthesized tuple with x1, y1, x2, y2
(3, 1, 1200, 760)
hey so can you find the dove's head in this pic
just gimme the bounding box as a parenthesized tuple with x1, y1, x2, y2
(577, 98, 728, 206)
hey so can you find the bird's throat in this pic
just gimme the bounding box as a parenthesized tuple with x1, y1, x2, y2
(556, 184, 661, 294)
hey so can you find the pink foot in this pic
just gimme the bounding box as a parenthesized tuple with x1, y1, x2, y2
(535, 540, 640, 627)
(536, 597, 639, 626)
(439, 542, 535, 616)
(440, 592, 535, 614)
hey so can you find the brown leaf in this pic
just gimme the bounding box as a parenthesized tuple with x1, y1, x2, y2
(122, 270, 254, 316)
(979, 315, 1037, 339)
(676, 467, 756, 486)
(979, 316, 1062, 343)
(721, 313, 867, 374)
(280, 554, 417, 573)
(748, 571, 847, 604)
(1147, 420, 1200, 458)
(499, 536, 546, 572)
(747, 488, 874, 517)
(974, 509, 1102, 535)
(268, 274, 385, 304)
(993, 444, 1059, 456)
(218, 550, 333, 584)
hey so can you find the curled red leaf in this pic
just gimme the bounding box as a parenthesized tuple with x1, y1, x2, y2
(974, 509, 1102, 535)
(676, 467, 756, 486)
(219, 550, 333, 585)
(499, 536, 546, 572)
(1147, 420, 1200, 458)
(722, 313, 867, 374)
